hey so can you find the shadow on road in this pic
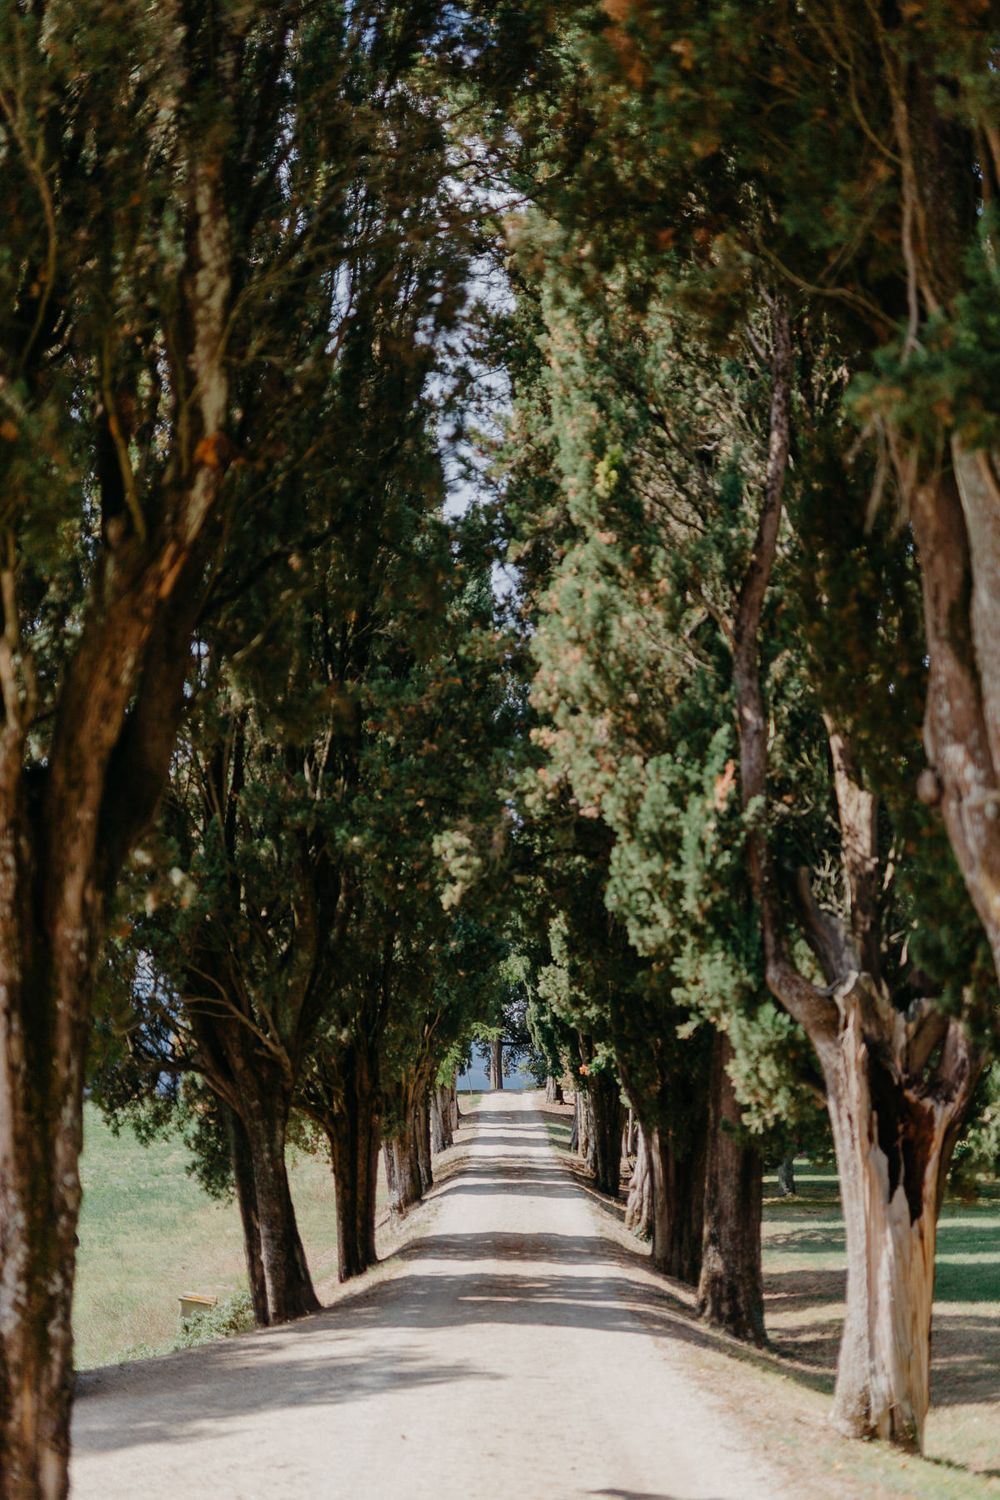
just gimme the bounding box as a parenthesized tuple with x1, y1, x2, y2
(592, 1492, 727, 1500)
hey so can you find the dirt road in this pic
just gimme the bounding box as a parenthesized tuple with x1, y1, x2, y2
(72, 1092, 779, 1499)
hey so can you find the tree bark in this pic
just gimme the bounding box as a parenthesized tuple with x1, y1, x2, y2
(225, 1105, 269, 1326)
(822, 1007, 979, 1450)
(648, 1122, 707, 1284)
(384, 1120, 423, 1216)
(326, 1045, 381, 1283)
(449, 1078, 461, 1131)
(0, 530, 225, 1500)
(728, 312, 986, 1445)
(0, 958, 88, 1500)
(414, 1095, 433, 1193)
(910, 462, 1000, 972)
(430, 1084, 453, 1153)
(571, 1086, 593, 1160)
(489, 1035, 504, 1090)
(777, 1154, 797, 1197)
(584, 1071, 624, 1196)
(696, 1033, 765, 1346)
(241, 1094, 319, 1324)
(545, 1074, 564, 1103)
(625, 1123, 652, 1239)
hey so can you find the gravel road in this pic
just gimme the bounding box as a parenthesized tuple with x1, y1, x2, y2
(71, 1092, 781, 1500)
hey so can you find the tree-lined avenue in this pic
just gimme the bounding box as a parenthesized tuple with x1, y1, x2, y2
(70, 1095, 775, 1500)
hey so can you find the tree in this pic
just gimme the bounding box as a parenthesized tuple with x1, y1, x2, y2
(488, 6, 1000, 1440)
(0, 6, 296, 1489)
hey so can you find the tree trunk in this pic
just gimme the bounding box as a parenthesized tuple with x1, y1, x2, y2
(777, 1154, 797, 1197)
(625, 1124, 652, 1239)
(0, 963, 88, 1500)
(571, 1085, 595, 1162)
(449, 1078, 461, 1130)
(911, 460, 1000, 978)
(414, 1095, 433, 1193)
(545, 1074, 564, 1104)
(440, 1084, 455, 1146)
(326, 1045, 381, 1283)
(624, 1109, 638, 1161)
(0, 125, 230, 1500)
(384, 1122, 423, 1217)
(585, 1072, 624, 1196)
(225, 1105, 268, 1326)
(489, 1035, 504, 1090)
(241, 1096, 319, 1324)
(822, 1011, 976, 1451)
(430, 1085, 453, 1153)
(697, 1033, 765, 1346)
(648, 1122, 707, 1284)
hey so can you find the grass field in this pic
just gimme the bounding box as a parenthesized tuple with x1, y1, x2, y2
(74, 1105, 346, 1369)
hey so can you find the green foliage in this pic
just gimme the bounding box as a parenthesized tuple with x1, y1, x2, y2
(174, 1292, 256, 1351)
(952, 1063, 1000, 1196)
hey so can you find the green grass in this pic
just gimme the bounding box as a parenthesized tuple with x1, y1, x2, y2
(761, 1164, 1000, 1490)
(74, 1105, 344, 1369)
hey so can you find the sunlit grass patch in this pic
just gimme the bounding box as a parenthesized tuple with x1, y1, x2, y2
(75, 1105, 346, 1369)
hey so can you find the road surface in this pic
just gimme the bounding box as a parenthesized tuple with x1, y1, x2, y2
(72, 1093, 779, 1500)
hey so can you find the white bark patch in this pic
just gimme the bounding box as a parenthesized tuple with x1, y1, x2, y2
(828, 998, 950, 1451)
(864, 1125, 940, 1447)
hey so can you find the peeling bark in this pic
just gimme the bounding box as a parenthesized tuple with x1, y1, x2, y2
(823, 998, 980, 1449)
(625, 1123, 652, 1239)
